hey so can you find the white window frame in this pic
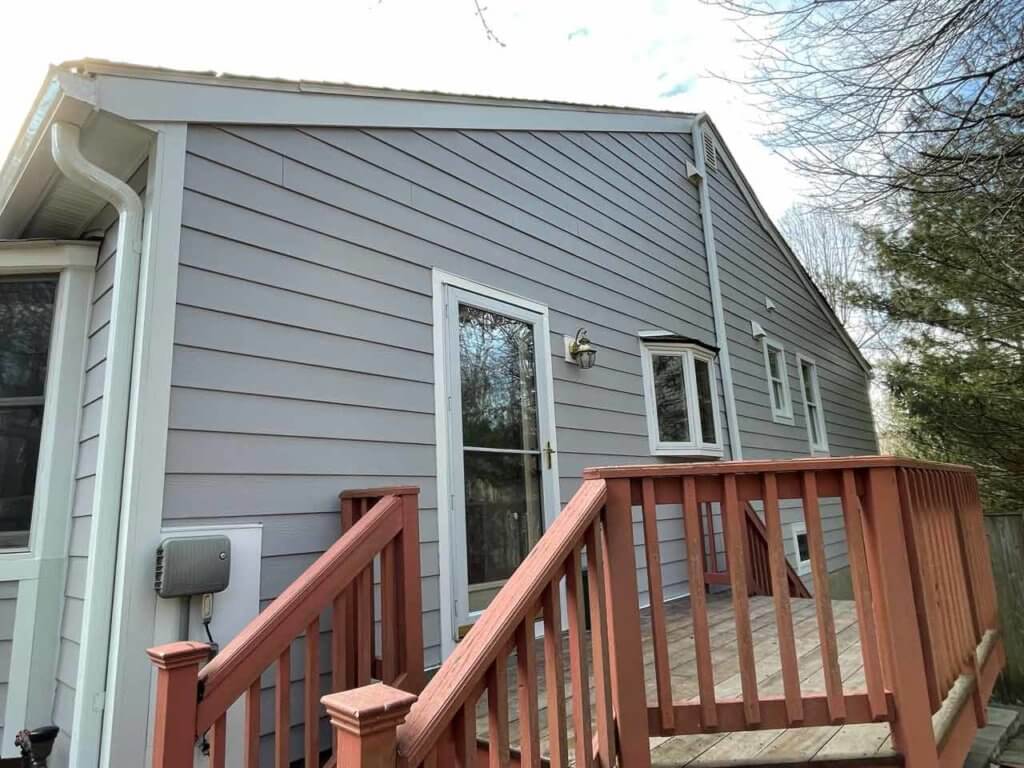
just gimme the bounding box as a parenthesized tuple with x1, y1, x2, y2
(640, 341, 723, 458)
(762, 338, 793, 423)
(0, 242, 96, 755)
(796, 354, 830, 456)
(792, 522, 811, 575)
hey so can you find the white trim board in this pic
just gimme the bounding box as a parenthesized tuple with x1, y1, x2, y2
(0, 243, 97, 757)
(431, 269, 562, 660)
(53, 65, 695, 134)
(99, 122, 187, 765)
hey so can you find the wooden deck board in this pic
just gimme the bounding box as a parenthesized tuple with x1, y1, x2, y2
(474, 593, 897, 766)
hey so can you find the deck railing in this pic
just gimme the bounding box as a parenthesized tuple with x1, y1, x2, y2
(146, 487, 422, 768)
(322, 457, 1001, 768)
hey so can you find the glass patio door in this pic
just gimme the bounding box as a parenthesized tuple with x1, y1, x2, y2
(445, 285, 558, 637)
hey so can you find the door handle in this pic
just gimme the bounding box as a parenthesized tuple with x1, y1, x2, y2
(543, 441, 556, 469)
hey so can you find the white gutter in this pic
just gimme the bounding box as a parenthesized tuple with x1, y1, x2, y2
(692, 114, 744, 460)
(51, 122, 144, 767)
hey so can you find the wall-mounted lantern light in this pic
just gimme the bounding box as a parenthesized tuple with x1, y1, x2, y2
(564, 328, 597, 369)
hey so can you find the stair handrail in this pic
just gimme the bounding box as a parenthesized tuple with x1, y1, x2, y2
(147, 487, 422, 767)
(196, 493, 401, 731)
(397, 478, 609, 767)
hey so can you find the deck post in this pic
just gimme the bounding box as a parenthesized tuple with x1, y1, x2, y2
(399, 489, 425, 693)
(322, 683, 418, 768)
(146, 641, 210, 768)
(861, 468, 940, 767)
(603, 478, 652, 768)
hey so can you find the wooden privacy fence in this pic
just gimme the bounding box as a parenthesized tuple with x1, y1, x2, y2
(318, 457, 1001, 768)
(147, 487, 423, 768)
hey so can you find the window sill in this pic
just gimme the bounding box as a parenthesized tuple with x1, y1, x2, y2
(650, 445, 724, 459)
(770, 412, 795, 425)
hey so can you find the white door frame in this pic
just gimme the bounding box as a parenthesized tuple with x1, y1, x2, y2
(432, 270, 560, 660)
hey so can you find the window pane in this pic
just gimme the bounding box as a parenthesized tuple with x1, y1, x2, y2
(0, 406, 43, 549)
(0, 279, 57, 398)
(772, 380, 787, 409)
(459, 304, 539, 451)
(801, 362, 816, 403)
(694, 358, 717, 444)
(796, 531, 810, 563)
(767, 347, 781, 380)
(653, 354, 689, 442)
(808, 403, 821, 445)
(464, 450, 543, 612)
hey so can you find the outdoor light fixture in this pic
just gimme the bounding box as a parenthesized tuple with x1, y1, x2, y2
(565, 328, 597, 369)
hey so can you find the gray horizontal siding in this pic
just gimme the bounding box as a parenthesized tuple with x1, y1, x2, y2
(167, 124, 723, 731)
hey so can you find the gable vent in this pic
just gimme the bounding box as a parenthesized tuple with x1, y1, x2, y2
(703, 132, 718, 172)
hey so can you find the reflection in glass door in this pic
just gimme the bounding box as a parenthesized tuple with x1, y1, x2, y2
(445, 287, 557, 629)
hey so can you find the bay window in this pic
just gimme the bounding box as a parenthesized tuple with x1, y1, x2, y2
(640, 342, 723, 457)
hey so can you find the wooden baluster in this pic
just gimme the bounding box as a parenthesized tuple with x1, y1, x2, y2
(969, 473, 999, 629)
(945, 473, 977, 663)
(210, 714, 227, 768)
(603, 478, 651, 767)
(801, 471, 845, 724)
(586, 522, 617, 767)
(276, 646, 292, 768)
(862, 467, 939, 765)
(453, 699, 477, 768)
(945, 472, 987, 726)
(763, 473, 803, 725)
(894, 469, 941, 712)
(931, 473, 967, 672)
(147, 642, 209, 768)
(704, 502, 717, 576)
(682, 476, 717, 730)
(910, 470, 954, 694)
(246, 679, 261, 768)
(399, 490, 425, 692)
(722, 473, 759, 726)
(487, 653, 511, 768)
(380, 537, 398, 683)
(842, 470, 889, 720)
(641, 478, 674, 732)
(565, 547, 593, 768)
(357, 563, 373, 686)
(542, 580, 569, 768)
(516, 620, 541, 768)
(332, 590, 349, 692)
(937, 473, 971, 669)
(341, 496, 358, 689)
(305, 618, 320, 766)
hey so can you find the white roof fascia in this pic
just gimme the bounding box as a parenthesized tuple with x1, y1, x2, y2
(704, 119, 872, 374)
(85, 69, 694, 133)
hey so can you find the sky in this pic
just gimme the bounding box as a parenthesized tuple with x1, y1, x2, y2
(0, 0, 805, 220)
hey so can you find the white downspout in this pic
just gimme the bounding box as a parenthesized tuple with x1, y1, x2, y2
(692, 114, 744, 460)
(51, 122, 144, 767)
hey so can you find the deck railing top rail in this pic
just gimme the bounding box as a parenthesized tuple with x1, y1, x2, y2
(582, 455, 974, 479)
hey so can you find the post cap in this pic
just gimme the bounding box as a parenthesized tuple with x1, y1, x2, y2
(322, 683, 418, 736)
(146, 641, 211, 670)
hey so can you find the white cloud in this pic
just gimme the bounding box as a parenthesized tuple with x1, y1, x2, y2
(0, 0, 804, 220)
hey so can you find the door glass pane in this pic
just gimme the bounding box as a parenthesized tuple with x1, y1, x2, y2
(653, 354, 689, 442)
(0, 406, 43, 548)
(694, 358, 717, 444)
(459, 305, 538, 450)
(0, 279, 56, 398)
(464, 451, 543, 612)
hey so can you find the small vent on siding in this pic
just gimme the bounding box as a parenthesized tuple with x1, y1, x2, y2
(703, 132, 718, 172)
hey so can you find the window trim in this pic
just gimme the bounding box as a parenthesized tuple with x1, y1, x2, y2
(0, 241, 96, 757)
(796, 353, 830, 456)
(792, 522, 811, 575)
(762, 338, 794, 424)
(640, 341, 723, 457)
